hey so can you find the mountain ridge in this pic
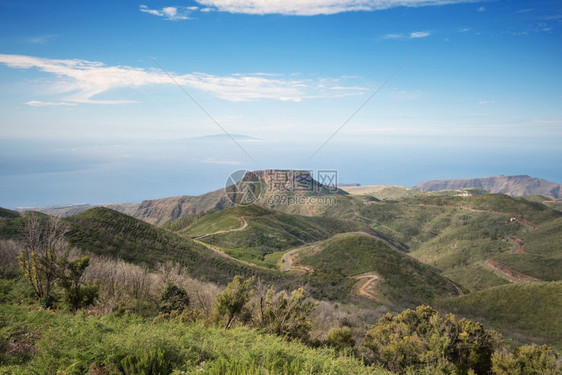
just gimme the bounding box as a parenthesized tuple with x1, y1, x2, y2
(415, 175, 561, 198)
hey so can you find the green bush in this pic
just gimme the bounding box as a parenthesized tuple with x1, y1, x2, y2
(158, 282, 190, 314)
(325, 327, 355, 352)
(363, 305, 497, 374)
(491, 344, 560, 375)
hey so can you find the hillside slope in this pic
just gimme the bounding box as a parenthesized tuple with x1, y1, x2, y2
(415, 175, 561, 198)
(65, 207, 287, 286)
(296, 232, 459, 305)
(438, 282, 562, 349)
(184, 205, 369, 268)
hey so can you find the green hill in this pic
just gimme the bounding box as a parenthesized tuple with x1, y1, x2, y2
(438, 282, 562, 349)
(0, 207, 25, 239)
(297, 232, 459, 305)
(183, 205, 368, 268)
(65, 207, 287, 286)
(0, 207, 20, 219)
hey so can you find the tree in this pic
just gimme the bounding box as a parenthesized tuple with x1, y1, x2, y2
(18, 215, 68, 307)
(257, 286, 317, 342)
(213, 276, 255, 329)
(363, 305, 497, 374)
(18, 215, 97, 310)
(492, 344, 560, 375)
(158, 281, 190, 314)
(57, 253, 98, 311)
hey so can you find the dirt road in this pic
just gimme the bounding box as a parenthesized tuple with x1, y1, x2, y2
(352, 273, 381, 300)
(481, 259, 540, 283)
(192, 217, 248, 240)
(507, 236, 526, 254)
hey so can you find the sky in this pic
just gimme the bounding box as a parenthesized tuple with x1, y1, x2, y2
(0, 0, 561, 208)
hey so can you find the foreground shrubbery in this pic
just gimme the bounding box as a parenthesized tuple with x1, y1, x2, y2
(0, 302, 385, 375)
(1, 215, 560, 374)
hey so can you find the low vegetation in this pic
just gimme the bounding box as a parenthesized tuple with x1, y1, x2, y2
(298, 232, 458, 304)
(437, 282, 562, 348)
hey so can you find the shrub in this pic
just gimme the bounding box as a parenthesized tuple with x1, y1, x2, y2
(325, 327, 355, 352)
(158, 282, 190, 314)
(491, 343, 560, 375)
(363, 305, 497, 374)
(213, 276, 255, 329)
(256, 286, 317, 342)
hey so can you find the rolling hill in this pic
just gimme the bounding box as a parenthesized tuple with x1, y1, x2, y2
(64, 207, 287, 286)
(294, 232, 460, 305)
(172, 204, 370, 268)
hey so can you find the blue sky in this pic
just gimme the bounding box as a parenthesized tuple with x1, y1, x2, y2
(1, 0, 561, 207)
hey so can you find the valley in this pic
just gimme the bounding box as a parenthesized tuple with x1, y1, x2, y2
(1, 172, 561, 373)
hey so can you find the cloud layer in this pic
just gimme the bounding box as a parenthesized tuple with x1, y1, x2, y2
(139, 5, 198, 20)
(0, 54, 366, 105)
(382, 31, 431, 39)
(193, 0, 477, 16)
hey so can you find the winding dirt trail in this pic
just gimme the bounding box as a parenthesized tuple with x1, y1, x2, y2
(509, 217, 537, 232)
(190, 217, 273, 270)
(507, 235, 526, 254)
(352, 273, 381, 300)
(192, 238, 270, 270)
(481, 259, 540, 283)
(281, 246, 314, 273)
(191, 217, 248, 240)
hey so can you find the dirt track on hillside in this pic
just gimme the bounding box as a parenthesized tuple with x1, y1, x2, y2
(507, 236, 526, 254)
(352, 273, 381, 300)
(481, 259, 540, 283)
(192, 238, 270, 270)
(192, 217, 248, 239)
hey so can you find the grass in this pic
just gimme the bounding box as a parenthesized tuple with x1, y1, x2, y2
(0, 302, 386, 375)
(437, 281, 562, 349)
(521, 217, 562, 258)
(298, 232, 458, 305)
(491, 253, 562, 281)
(184, 211, 242, 237)
(442, 262, 509, 292)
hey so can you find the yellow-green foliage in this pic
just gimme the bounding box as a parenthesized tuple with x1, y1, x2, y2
(492, 344, 560, 375)
(257, 287, 317, 342)
(325, 327, 355, 352)
(363, 305, 497, 374)
(214, 275, 256, 329)
(0, 303, 387, 375)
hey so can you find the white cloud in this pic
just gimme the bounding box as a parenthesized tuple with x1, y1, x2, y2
(409, 31, 431, 38)
(0, 54, 367, 105)
(479, 100, 495, 105)
(382, 31, 431, 39)
(477, 5, 485, 12)
(193, 0, 479, 16)
(25, 101, 76, 107)
(139, 5, 195, 20)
